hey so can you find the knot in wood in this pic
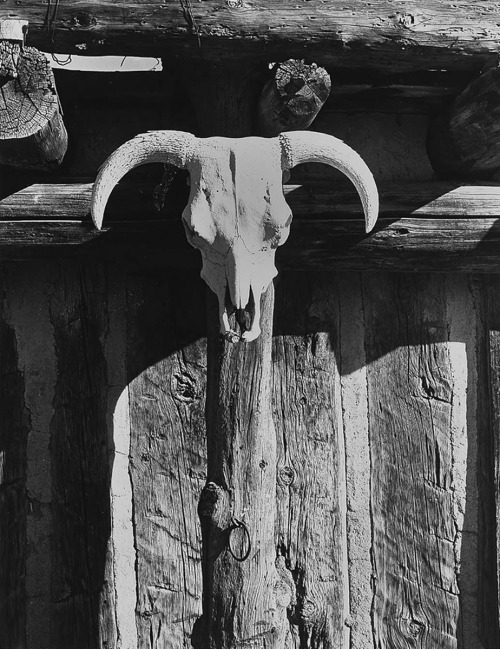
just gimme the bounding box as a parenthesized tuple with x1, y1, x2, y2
(173, 371, 198, 403)
(278, 465, 295, 486)
(299, 597, 325, 627)
(198, 482, 230, 529)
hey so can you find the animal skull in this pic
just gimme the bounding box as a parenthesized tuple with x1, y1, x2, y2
(91, 130, 378, 342)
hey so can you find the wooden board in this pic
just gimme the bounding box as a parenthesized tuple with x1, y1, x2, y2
(4, 1, 500, 73)
(363, 273, 464, 648)
(0, 289, 28, 649)
(126, 267, 207, 648)
(273, 272, 346, 647)
(3, 182, 500, 271)
(49, 261, 113, 646)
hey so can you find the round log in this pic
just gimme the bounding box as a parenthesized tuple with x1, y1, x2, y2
(427, 62, 500, 179)
(0, 39, 67, 169)
(257, 59, 331, 136)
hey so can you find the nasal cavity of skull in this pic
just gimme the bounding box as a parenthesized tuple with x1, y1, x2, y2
(225, 284, 256, 335)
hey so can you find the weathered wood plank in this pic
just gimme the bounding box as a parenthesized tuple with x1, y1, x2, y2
(3, 263, 60, 649)
(200, 287, 293, 648)
(363, 273, 462, 648)
(49, 261, 113, 647)
(126, 268, 206, 648)
(4, 182, 500, 271)
(4, 1, 500, 73)
(338, 273, 372, 649)
(273, 272, 346, 647)
(11, 181, 500, 222)
(0, 282, 28, 649)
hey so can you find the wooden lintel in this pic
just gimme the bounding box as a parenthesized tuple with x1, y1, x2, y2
(3, 1, 500, 74)
(2, 182, 500, 271)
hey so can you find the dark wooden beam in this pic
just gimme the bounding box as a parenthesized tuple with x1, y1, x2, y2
(428, 63, 500, 179)
(51, 69, 461, 117)
(3, 1, 500, 74)
(4, 183, 500, 271)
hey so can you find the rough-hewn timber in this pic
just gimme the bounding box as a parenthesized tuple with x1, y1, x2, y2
(364, 273, 467, 648)
(0, 295, 28, 649)
(3, 1, 500, 73)
(49, 262, 112, 647)
(126, 268, 207, 648)
(428, 63, 500, 180)
(273, 273, 346, 647)
(2, 183, 500, 270)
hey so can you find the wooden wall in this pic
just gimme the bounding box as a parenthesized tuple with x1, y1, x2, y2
(0, 260, 496, 648)
(0, 63, 498, 648)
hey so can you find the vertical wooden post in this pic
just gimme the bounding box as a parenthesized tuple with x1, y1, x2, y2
(178, 61, 294, 648)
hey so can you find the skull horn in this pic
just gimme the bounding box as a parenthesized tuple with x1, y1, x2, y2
(279, 131, 379, 233)
(91, 130, 195, 230)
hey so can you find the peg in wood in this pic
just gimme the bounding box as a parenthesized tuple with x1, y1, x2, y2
(0, 19, 67, 169)
(91, 130, 378, 341)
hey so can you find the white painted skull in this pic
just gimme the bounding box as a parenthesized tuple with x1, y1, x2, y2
(91, 130, 378, 342)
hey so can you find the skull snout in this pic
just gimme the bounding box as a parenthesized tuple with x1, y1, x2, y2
(222, 243, 267, 342)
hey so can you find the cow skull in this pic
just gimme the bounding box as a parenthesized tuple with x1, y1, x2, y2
(91, 130, 378, 342)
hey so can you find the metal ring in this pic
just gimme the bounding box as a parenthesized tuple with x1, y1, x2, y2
(228, 518, 251, 562)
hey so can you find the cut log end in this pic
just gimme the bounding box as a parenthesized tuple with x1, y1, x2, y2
(0, 42, 67, 169)
(257, 59, 331, 137)
(427, 63, 500, 180)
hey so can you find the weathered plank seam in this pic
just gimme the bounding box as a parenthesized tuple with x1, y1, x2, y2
(105, 271, 139, 649)
(447, 274, 480, 649)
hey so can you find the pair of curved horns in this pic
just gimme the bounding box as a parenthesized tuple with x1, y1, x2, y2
(90, 129, 379, 233)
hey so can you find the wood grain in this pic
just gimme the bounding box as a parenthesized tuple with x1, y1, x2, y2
(0, 295, 28, 648)
(363, 273, 462, 648)
(126, 268, 207, 648)
(49, 261, 113, 647)
(257, 60, 331, 136)
(4, 182, 500, 271)
(0, 43, 67, 168)
(273, 272, 346, 647)
(3, 1, 500, 73)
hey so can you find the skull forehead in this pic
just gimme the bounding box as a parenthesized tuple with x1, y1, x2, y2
(186, 136, 289, 241)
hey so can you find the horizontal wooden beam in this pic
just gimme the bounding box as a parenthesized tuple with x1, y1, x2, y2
(1, 182, 500, 271)
(51, 69, 461, 116)
(5, 1, 500, 74)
